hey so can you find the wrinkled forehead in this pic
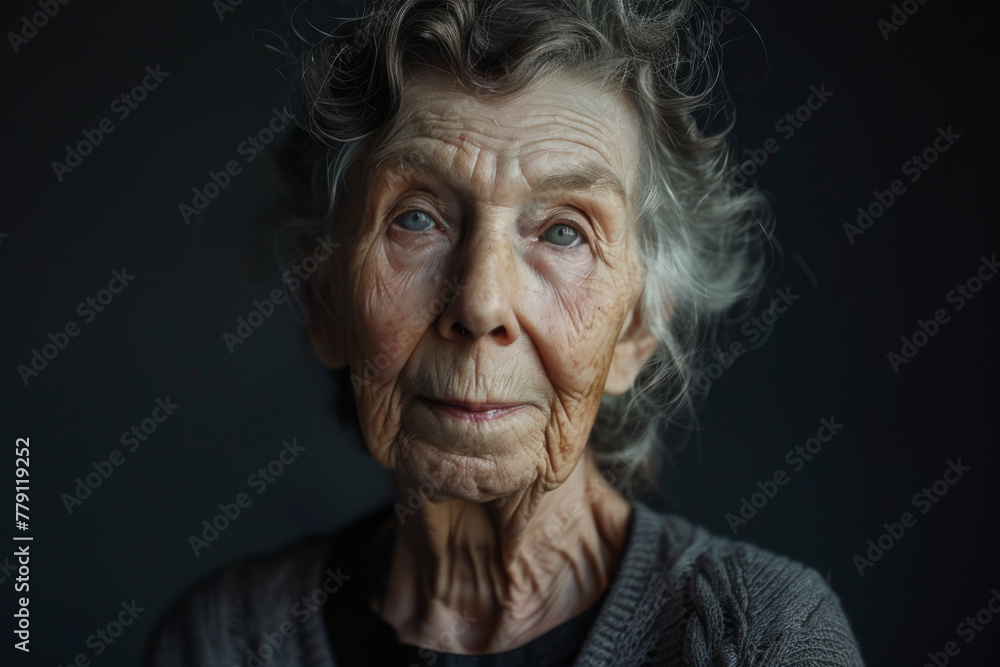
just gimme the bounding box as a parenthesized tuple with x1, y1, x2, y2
(365, 70, 642, 204)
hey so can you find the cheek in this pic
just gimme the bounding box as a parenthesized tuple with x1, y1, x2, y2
(344, 265, 429, 465)
(344, 238, 455, 424)
(531, 284, 628, 472)
(531, 278, 628, 397)
(526, 231, 639, 394)
(347, 262, 427, 389)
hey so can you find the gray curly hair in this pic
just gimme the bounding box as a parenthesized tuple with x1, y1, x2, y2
(274, 0, 773, 497)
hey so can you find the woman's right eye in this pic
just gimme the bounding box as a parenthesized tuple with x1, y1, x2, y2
(393, 210, 437, 231)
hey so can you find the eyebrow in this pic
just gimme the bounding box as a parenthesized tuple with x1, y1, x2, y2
(536, 163, 627, 204)
(368, 143, 629, 205)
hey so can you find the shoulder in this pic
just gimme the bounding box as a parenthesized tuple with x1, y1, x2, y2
(631, 504, 864, 665)
(142, 508, 387, 667)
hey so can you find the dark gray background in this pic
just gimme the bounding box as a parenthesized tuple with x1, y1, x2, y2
(1, 0, 997, 665)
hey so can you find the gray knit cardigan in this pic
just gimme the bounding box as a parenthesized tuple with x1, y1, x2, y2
(145, 501, 865, 666)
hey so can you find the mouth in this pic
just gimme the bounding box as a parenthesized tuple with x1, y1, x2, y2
(422, 396, 528, 423)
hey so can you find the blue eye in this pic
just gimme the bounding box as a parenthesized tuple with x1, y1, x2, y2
(543, 223, 581, 247)
(394, 210, 436, 231)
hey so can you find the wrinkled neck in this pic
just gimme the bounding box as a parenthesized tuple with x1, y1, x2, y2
(376, 450, 633, 654)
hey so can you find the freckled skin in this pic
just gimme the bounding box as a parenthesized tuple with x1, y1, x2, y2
(313, 70, 658, 653)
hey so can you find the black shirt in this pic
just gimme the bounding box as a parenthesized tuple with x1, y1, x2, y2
(325, 506, 607, 667)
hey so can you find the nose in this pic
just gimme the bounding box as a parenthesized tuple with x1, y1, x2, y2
(438, 223, 520, 346)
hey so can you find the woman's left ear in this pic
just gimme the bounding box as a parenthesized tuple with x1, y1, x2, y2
(306, 275, 348, 369)
(308, 315, 348, 369)
(605, 302, 658, 395)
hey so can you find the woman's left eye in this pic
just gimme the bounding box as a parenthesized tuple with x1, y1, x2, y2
(394, 210, 436, 231)
(542, 222, 582, 247)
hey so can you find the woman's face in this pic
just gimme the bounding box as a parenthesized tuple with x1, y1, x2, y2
(316, 70, 656, 502)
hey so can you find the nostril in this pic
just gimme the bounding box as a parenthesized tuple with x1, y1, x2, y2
(454, 322, 469, 336)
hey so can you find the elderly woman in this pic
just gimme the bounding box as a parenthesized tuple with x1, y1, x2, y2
(147, 0, 864, 665)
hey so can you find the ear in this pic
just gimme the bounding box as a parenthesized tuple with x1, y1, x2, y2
(604, 300, 659, 395)
(308, 316, 347, 369)
(306, 275, 348, 370)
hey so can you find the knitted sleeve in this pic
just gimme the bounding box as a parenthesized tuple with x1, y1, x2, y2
(142, 535, 338, 667)
(142, 567, 246, 667)
(678, 543, 865, 666)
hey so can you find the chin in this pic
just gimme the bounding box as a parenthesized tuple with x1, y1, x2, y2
(392, 436, 543, 504)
